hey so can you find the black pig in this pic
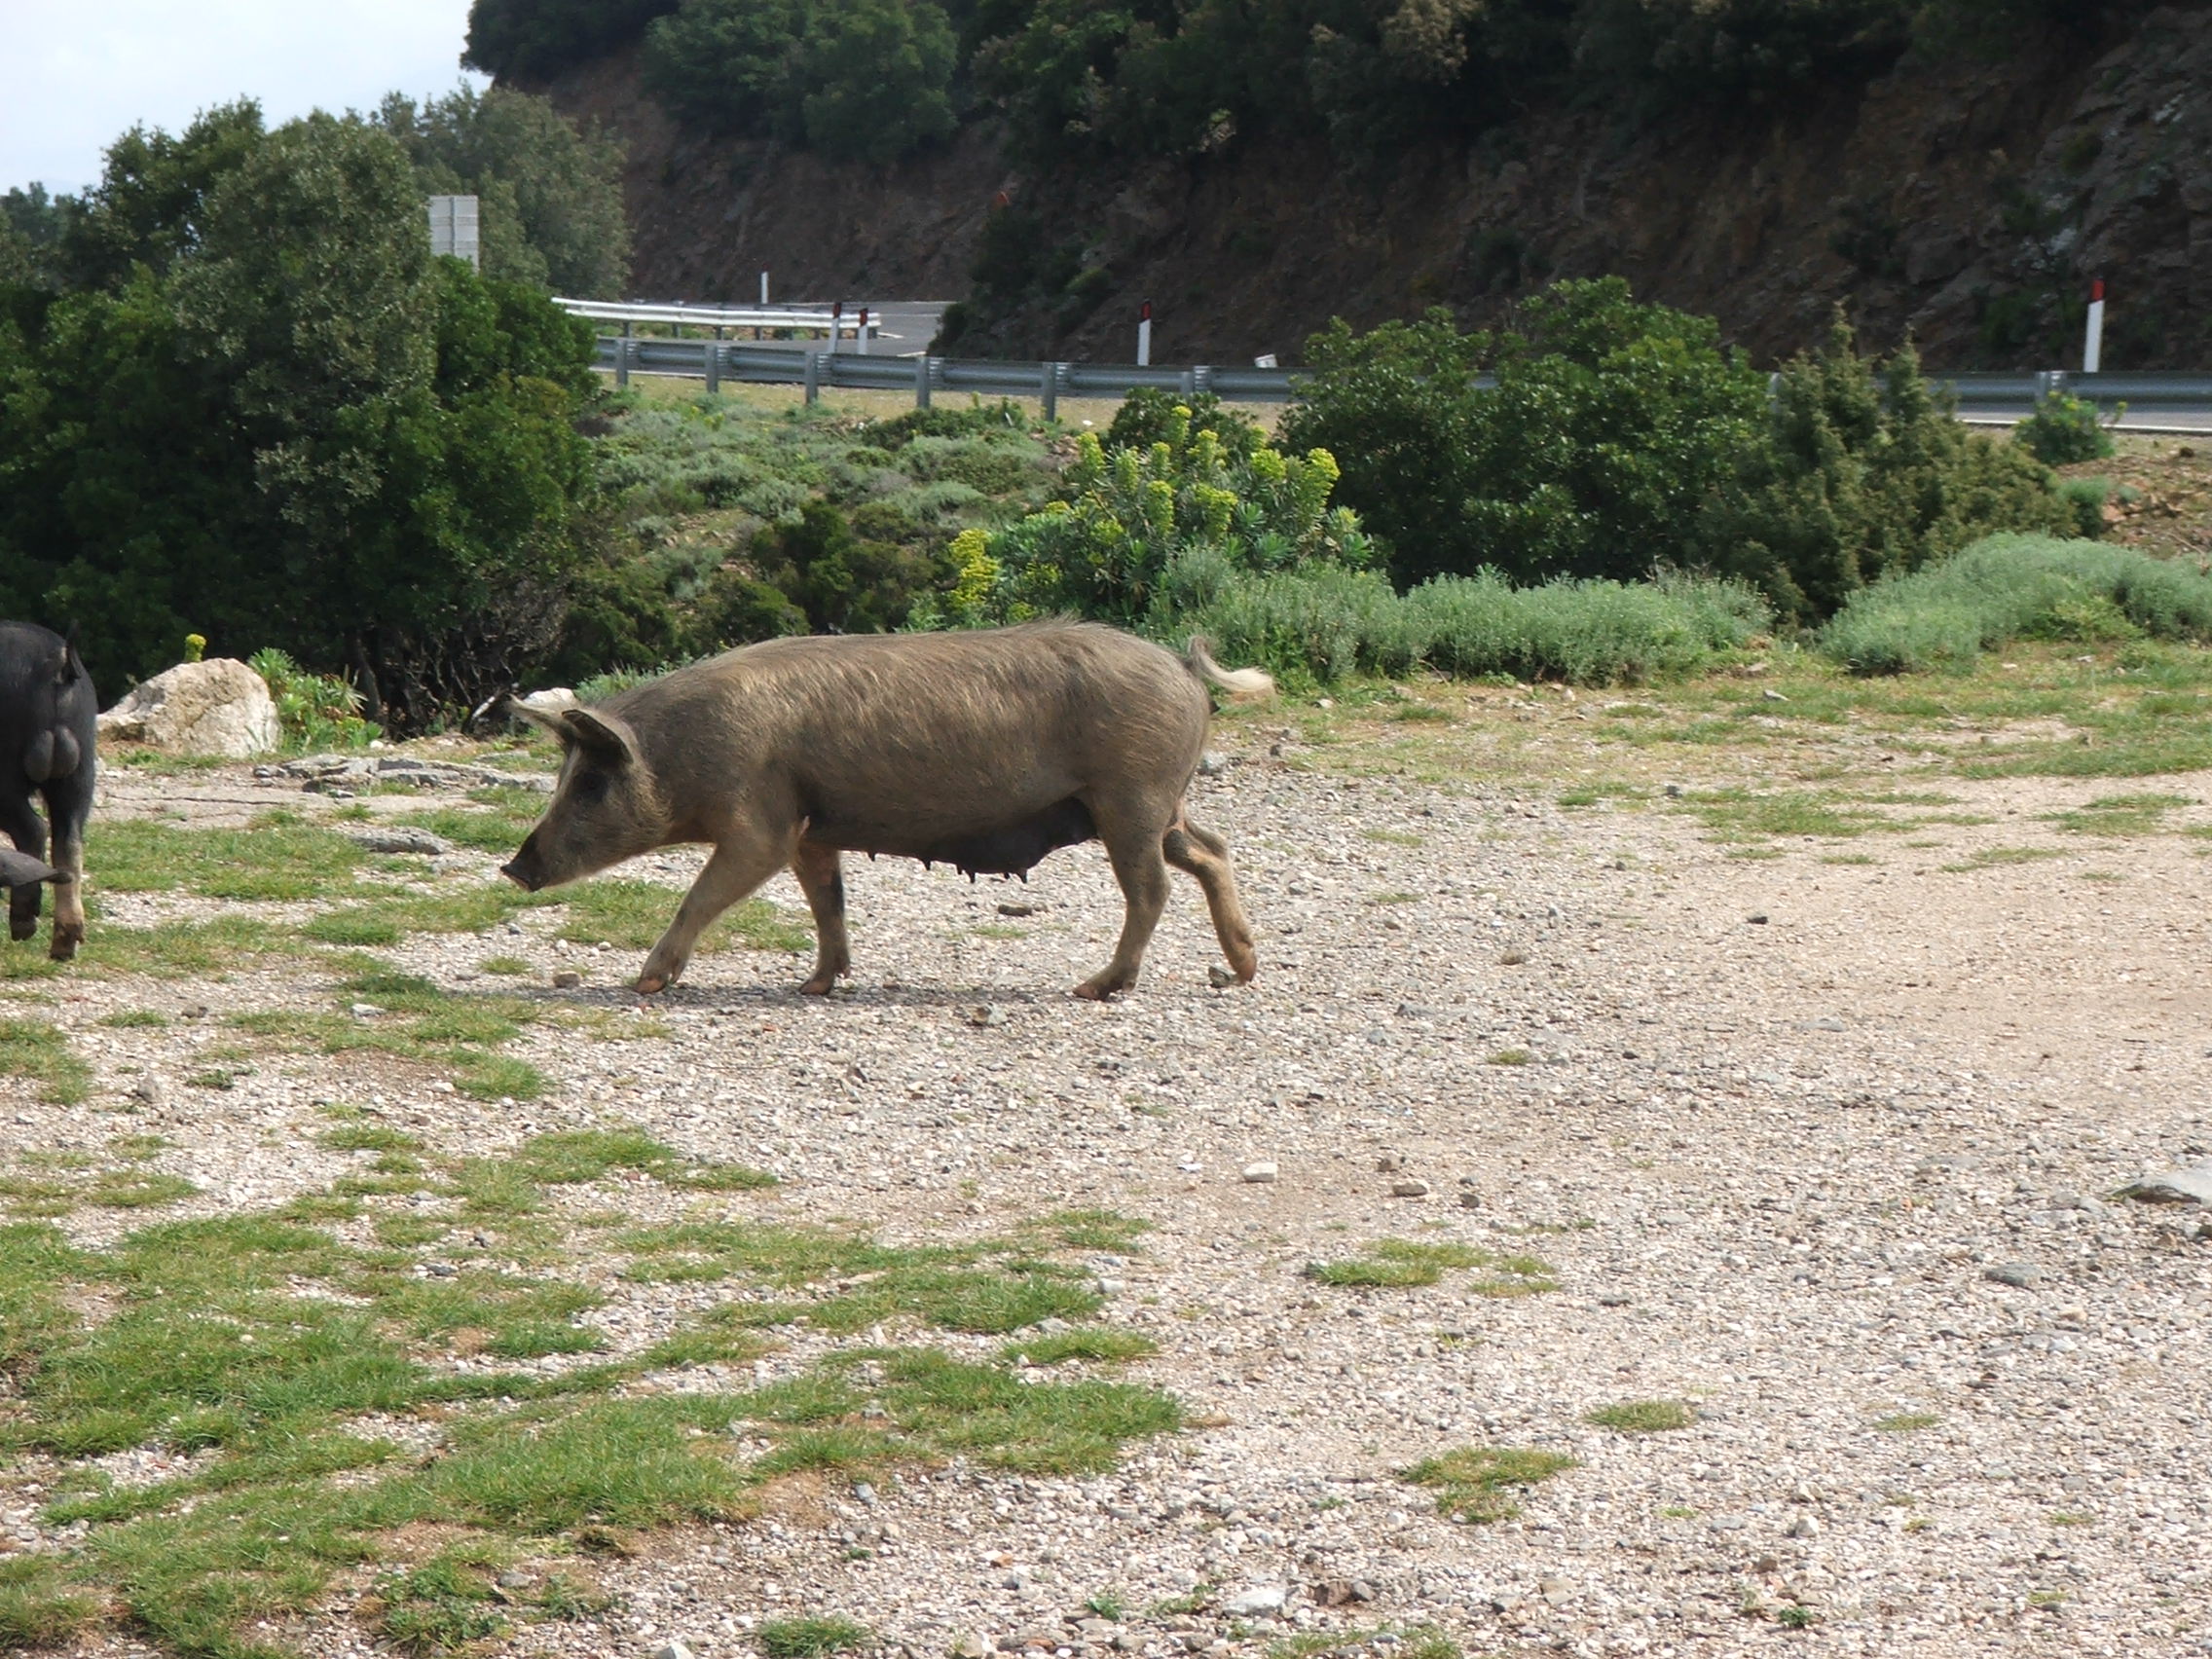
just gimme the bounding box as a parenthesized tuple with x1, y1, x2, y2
(1, 622, 95, 958)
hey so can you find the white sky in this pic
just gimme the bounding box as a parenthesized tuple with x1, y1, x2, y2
(0, 0, 489, 197)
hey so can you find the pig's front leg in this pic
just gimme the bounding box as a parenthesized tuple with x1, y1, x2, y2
(635, 833, 791, 994)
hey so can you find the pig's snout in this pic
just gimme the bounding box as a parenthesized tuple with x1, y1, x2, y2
(501, 834, 546, 892)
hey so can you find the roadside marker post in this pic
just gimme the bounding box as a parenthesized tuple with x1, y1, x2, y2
(858, 307, 869, 355)
(830, 300, 844, 355)
(2084, 278, 2106, 374)
(1137, 301, 1152, 368)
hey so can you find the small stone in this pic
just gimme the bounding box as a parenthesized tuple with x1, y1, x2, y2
(551, 970, 582, 989)
(1457, 1190, 1483, 1210)
(1985, 1262, 2043, 1288)
(1538, 1577, 1573, 1606)
(1376, 1153, 1405, 1173)
(1198, 750, 1228, 775)
(1206, 966, 1237, 988)
(969, 1004, 1008, 1027)
(1390, 1179, 1431, 1198)
(1241, 1161, 1278, 1184)
(1787, 1515, 1819, 1538)
(653, 1643, 696, 1659)
(1762, 688, 1788, 702)
(1499, 950, 1529, 966)
(1789, 1484, 1819, 1504)
(497, 1570, 530, 1589)
(1747, 912, 1769, 925)
(998, 902, 1039, 917)
(345, 826, 450, 856)
(1753, 1555, 1782, 1575)
(1222, 1586, 1287, 1617)
(350, 1003, 384, 1018)
(1598, 1292, 1631, 1308)
(2120, 1161, 2212, 1205)
(129, 1077, 167, 1111)
(952, 1636, 990, 1659)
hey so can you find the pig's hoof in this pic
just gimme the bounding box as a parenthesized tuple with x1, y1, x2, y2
(635, 973, 669, 996)
(798, 975, 836, 996)
(1072, 975, 1128, 1001)
(49, 930, 81, 963)
(8, 917, 35, 943)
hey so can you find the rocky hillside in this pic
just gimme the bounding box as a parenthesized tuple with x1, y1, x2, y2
(527, 5, 2212, 368)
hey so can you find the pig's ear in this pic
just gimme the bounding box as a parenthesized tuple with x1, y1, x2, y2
(561, 708, 641, 767)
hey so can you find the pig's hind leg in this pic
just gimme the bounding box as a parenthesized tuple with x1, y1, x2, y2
(791, 841, 852, 995)
(1, 793, 49, 944)
(1074, 798, 1175, 1001)
(635, 829, 793, 995)
(1162, 811, 1257, 983)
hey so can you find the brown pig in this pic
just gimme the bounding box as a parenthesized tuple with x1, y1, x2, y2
(498, 622, 1272, 999)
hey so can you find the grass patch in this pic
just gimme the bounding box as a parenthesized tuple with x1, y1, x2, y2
(97, 1009, 170, 1029)
(1302, 1237, 1554, 1296)
(510, 1128, 775, 1193)
(554, 881, 811, 954)
(759, 1614, 875, 1658)
(1030, 1207, 1153, 1252)
(1487, 1049, 1532, 1066)
(1871, 1412, 1941, 1433)
(1940, 845, 2064, 871)
(2042, 792, 2193, 836)
(1001, 1328, 1159, 1366)
(478, 955, 535, 977)
(1584, 1399, 1693, 1434)
(90, 819, 365, 901)
(1400, 1445, 1575, 1523)
(0, 1018, 91, 1104)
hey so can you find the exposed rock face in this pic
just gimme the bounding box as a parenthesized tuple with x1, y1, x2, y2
(534, 7, 2212, 368)
(97, 660, 281, 758)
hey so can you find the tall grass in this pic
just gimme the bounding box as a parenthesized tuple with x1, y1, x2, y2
(1165, 555, 1768, 685)
(1821, 535, 2212, 674)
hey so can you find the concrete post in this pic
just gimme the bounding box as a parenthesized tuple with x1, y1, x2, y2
(916, 356, 937, 410)
(614, 338, 630, 389)
(1041, 361, 1058, 423)
(704, 341, 720, 395)
(803, 349, 821, 406)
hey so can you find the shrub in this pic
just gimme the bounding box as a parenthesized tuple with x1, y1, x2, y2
(938, 408, 1376, 629)
(463, 0, 679, 81)
(1819, 534, 2212, 673)
(1698, 315, 2083, 621)
(1281, 281, 1767, 588)
(1183, 565, 1767, 685)
(1105, 387, 1263, 461)
(2014, 389, 2117, 465)
(746, 501, 941, 634)
(247, 648, 378, 751)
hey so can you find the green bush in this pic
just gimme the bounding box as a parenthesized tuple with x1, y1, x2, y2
(2014, 389, 2117, 466)
(1105, 387, 1263, 461)
(1819, 535, 2212, 674)
(247, 649, 378, 751)
(1283, 281, 1767, 588)
(1700, 316, 2082, 621)
(933, 407, 1376, 630)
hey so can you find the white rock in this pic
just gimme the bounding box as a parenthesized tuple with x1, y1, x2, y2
(653, 1643, 696, 1659)
(1241, 1161, 1278, 1184)
(1222, 1586, 1287, 1617)
(98, 658, 281, 757)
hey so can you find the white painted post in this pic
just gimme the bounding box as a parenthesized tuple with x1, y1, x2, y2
(830, 300, 843, 355)
(2083, 277, 2105, 375)
(760, 271, 770, 306)
(1136, 301, 1153, 367)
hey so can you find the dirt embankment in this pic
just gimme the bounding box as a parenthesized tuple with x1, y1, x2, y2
(532, 7, 2212, 367)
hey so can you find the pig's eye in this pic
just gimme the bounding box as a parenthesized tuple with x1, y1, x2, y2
(573, 771, 608, 803)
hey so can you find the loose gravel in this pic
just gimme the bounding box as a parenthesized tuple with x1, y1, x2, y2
(5, 735, 2210, 1659)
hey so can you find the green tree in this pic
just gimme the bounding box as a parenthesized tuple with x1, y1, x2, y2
(56, 100, 267, 288)
(463, 0, 680, 80)
(0, 112, 600, 729)
(376, 86, 632, 297)
(1698, 316, 2080, 621)
(642, 0, 810, 135)
(796, 0, 958, 163)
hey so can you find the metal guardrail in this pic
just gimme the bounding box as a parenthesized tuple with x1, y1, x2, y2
(595, 337, 2212, 422)
(561, 298, 877, 344)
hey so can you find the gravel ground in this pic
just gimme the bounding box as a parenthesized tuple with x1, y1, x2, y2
(6, 732, 2211, 1659)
